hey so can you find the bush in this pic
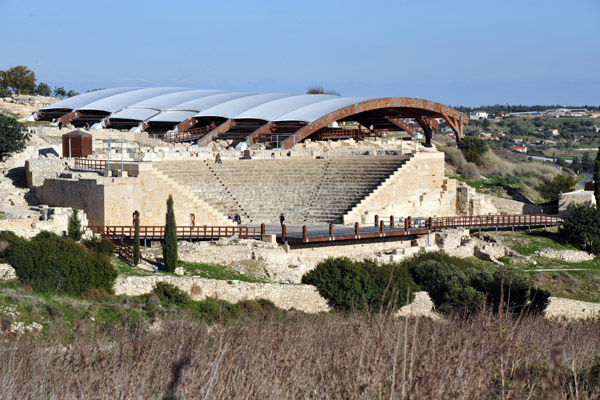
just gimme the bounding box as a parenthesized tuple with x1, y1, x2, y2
(152, 282, 190, 308)
(535, 174, 578, 203)
(458, 162, 481, 180)
(405, 252, 549, 315)
(5, 231, 117, 295)
(457, 137, 488, 165)
(443, 147, 466, 169)
(301, 257, 418, 312)
(81, 236, 114, 256)
(560, 205, 600, 255)
(0, 114, 30, 158)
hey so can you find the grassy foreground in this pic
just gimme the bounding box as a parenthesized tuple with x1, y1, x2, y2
(2, 310, 600, 398)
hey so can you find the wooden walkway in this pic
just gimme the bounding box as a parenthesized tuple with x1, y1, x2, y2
(87, 214, 562, 264)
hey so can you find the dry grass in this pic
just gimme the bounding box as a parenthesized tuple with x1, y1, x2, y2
(2, 311, 600, 398)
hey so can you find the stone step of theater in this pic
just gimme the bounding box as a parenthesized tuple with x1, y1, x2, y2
(154, 155, 410, 224)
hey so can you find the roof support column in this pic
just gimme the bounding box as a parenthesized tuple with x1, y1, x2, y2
(415, 116, 438, 147)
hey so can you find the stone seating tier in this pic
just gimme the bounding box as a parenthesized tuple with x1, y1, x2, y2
(155, 156, 410, 224)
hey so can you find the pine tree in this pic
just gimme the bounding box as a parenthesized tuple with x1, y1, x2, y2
(595, 146, 600, 207)
(67, 207, 82, 241)
(162, 195, 178, 272)
(133, 212, 141, 266)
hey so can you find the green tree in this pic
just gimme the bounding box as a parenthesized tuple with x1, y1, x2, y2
(162, 195, 178, 272)
(35, 82, 52, 97)
(457, 137, 489, 165)
(595, 146, 600, 206)
(0, 114, 30, 159)
(53, 86, 67, 99)
(133, 213, 140, 266)
(67, 207, 82, 241)
(560, 205, 600, 255)
(535, 174, 578, 203)
(0, 66, 36, 94)
(66, 90, 79, 98)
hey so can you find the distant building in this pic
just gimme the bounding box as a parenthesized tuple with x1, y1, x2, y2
(509, 145, 527, 153)
(470, 111, 488, 120)
(544, 128, 559, 137)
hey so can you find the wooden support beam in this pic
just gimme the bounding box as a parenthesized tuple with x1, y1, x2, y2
(198, 120, 233, 146)
(244, 122, 273, 144)
(386, 117, 415, 136)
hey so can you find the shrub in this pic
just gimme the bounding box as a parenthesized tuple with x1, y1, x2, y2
(535, 174, 578, 203)
(5, 231, 117, 295)
(301, 257, 417, 312)
(162, 195, 178, 272)
(457, 137, 488, 165)
(443, 147, 466, 169)
(152, 282, 190, 308)
(410, 260, 484, 315)
(0, 114, 30, 158)
(595, 146, 600, 206)
(405, 252, 549, 315)
(0, 231, 26, 260)
(458, 162, 481, 180)
(67, 207, 82, 241)
(560, 205, 600, 255)
(81, 236, 113, 256)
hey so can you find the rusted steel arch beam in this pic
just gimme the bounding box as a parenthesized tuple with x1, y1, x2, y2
(175, 117, 198, 133)
(245, 122, 272, 145)
(58, 110, 79, 125)
(280, 97, 468, 149)
(386, 117, 415, 136)
(198, 120, 232, 146)
(441, 114, 465, 142)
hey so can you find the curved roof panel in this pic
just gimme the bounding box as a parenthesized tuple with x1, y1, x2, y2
(275, 96, 371, 122)
(108, 108, 159, 121)
(79, 87, 188, 113)
(147, 110, 198, 123)
(234, 94, 340, 121)
(166, 92, 254, 112)
(194, 93, 294, 119)
(128, 89, 225, 110)
(41, 87, 139, 111)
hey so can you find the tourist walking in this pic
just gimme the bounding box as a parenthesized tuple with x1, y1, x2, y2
(215, 153, 222, 164)
(235, 214, 241, 224)
(279, 213, 285, 226)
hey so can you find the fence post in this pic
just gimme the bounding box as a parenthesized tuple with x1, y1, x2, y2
(390, 215, 394, 228)
(407, 216, 412, 230)
(282, 224, 287, 243)
(374, 215, 379, 227)
(261, 223, 265, 235)
(303, 225, 308, 243)
(329, 224, 334, 241)
(355, 222, 359, 239)
(380, 220, 385, 236)
(405, 217, 409, 235)
(428, 217, 433, 233)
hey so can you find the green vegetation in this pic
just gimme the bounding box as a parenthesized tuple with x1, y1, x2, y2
(133, 213, 140, 266)
(152, 282, 190, 308)
(34, 82, 51, 97)
(3, 231, 117, 295)
(162, 195, 178, 272)
(81, 236, 114, 256)
(559, 205, 600, 255)
(301, 257, 418, 312)
(535, 173, 578, 203)
(66, 207, 82, 241)
(0, 113, 30, 158)
(0, 66, 35, 94)
(457, 137, 489, 165)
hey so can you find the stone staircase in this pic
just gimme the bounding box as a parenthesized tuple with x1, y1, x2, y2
(155, 156, 410, 224)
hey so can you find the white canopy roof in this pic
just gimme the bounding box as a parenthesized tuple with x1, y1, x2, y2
(41, 87, 139, 110)
(78, 87, 188, 113)
(234, 94, 340, 121)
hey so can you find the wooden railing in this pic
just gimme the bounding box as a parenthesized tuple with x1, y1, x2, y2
(87, 224, 265, 241)
(284, 214, 563, 244)
(73, 158, 108, 171)
(313, 129, 387, 140)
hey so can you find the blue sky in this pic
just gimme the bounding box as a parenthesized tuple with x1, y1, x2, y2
(1, 0, 599, 107)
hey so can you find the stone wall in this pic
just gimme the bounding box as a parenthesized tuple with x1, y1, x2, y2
(343, 151, 496, 224)
(114, 275, 330, 313)
(25, 158, 67, 188)
(559, 190, 596, 213)
(38, 163, 233, 226)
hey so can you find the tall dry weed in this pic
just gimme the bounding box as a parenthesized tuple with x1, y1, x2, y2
(1, 312, 600, 398)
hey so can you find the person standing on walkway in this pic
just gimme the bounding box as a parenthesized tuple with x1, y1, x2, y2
(279, 213, 285, 226)
(215, 153, 222, 164)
